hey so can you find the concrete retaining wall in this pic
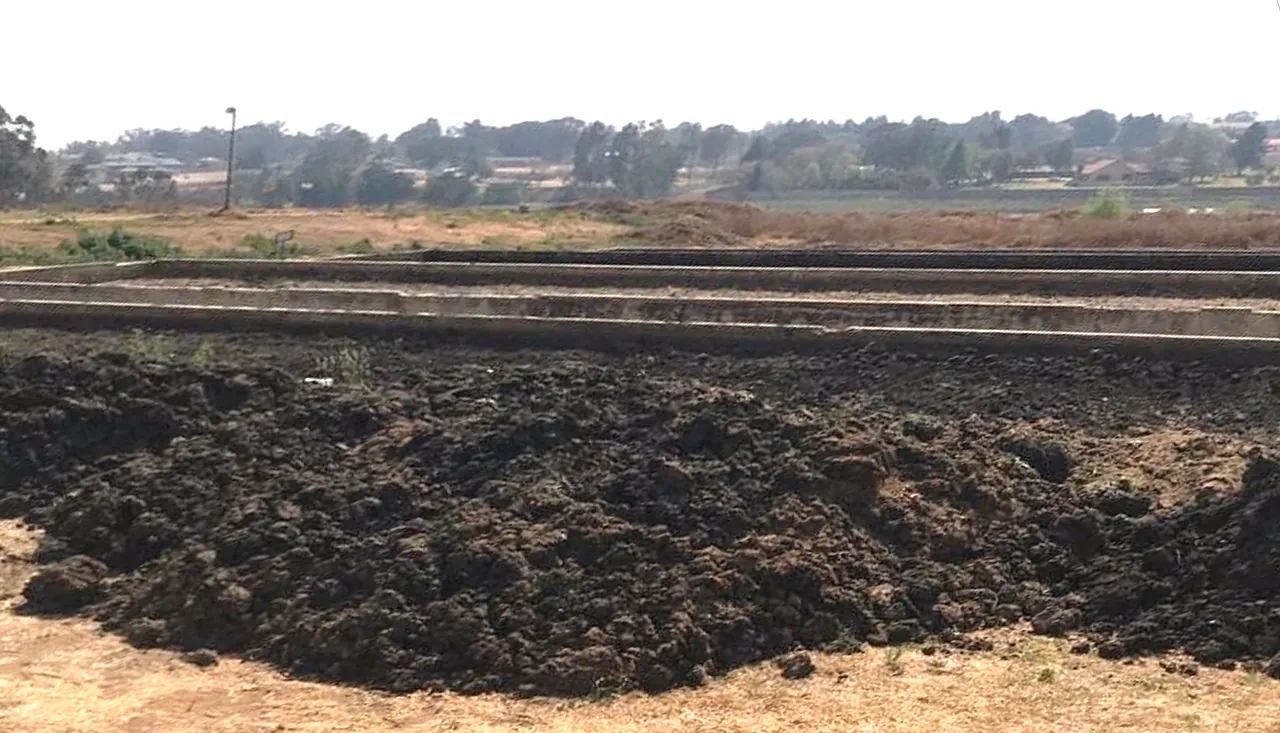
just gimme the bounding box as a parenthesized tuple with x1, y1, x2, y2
(127, 259, 1280, 297)
(0, 262, 149, 283)
(0, 282, 404, 313)
(355, 248, 1280, 271)
(5, 281, 1280, 338)
(4, 298, 1280, 363)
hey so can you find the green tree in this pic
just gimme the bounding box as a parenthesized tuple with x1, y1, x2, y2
(0, 105, 48, 205)
(1158, 124, 1229, 182)
(1069, 109, 1119, 147)
(60, 162, 91, 194)
(572, 121, 611, 184)
(961, 111, 1011, 150)
(459, 144, 493, 179)
(1009, 114, 1070, 153)
(395, 118, 457, 167)
(294, 126, 372, 207)
(1223, 111, 1258, 124)
(606, 122, 685, 197)
(1232, 122, 1268, 173)
(940, 140, 970, 184)
(986, 150, 1014, 182)
(356, 161, 415, 205)
(1045, 137, 1075, 171)
(253, 166, 295, 208)
(486, 118, 583, 161)
(740, 135, 772, 163)
(1114, 114, 1163, 149)
(422, 172, 477, 207)
(862, 118, 951, 173)
(699, 124, 739, 173)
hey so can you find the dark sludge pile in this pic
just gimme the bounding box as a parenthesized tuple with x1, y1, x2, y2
(3, 350, 1280, 696)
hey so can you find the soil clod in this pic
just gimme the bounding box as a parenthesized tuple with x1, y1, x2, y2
(182, 649, 219, 667)
(777, 652, 816, 680)
(20, 555, 106, 613)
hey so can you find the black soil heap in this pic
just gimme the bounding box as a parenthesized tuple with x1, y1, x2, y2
(3, 341, 1280, 696)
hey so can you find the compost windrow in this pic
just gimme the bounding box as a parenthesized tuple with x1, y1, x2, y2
(3, 335, 1280, 695)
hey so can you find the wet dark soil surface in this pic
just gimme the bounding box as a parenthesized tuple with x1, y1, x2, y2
(3, 328, 1280, 695)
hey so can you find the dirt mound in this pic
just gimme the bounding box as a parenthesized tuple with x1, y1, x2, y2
(568, 199, 1280, 250)
(623, 214, 745, 248)
(2, 345, 1280, 696)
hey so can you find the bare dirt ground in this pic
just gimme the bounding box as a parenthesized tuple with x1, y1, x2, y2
(2, 520, 1277, 733)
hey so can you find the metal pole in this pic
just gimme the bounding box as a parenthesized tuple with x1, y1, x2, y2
(223, 106, 237, 211)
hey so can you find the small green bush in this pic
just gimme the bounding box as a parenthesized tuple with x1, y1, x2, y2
(481, 183, 528, 207)
(0, 246, 64, 266)
(237, 233, 309, 258)
(1081, 188, 1131, 219)
(56, 228, 180, 261)
(337, 238, 375, 255)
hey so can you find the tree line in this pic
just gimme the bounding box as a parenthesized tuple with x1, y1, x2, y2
(1, 104, 1276, 208)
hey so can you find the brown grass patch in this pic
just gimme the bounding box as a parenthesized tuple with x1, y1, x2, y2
(0, 209, 626, 255)
(6, 201, 1280, 258)
(6, 200, 1280, 264)
(0, 520, 1277, 732)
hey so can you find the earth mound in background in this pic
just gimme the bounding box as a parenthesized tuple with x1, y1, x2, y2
(2, 347, 1280, 696)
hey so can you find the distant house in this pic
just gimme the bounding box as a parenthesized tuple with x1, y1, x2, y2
(1077, 159, 1150, 184)
(1009, 165, 1059, 180)
(1264, 139, 1280, 169)
(86, 152, 183, 184)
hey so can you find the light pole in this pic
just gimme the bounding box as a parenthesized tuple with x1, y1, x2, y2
(222, 106, 237, 211)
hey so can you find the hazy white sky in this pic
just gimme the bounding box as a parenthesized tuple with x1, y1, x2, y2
(8, 0, 1280, 148)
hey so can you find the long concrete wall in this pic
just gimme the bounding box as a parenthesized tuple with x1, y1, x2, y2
(0, 262, 150, 283)
(6, 280, 1280, 338)
(356, 248, 1280, 271)
(4, 298, 1280, 363)
(123, 259, 1280, 297)
(0, 282, 405, 313)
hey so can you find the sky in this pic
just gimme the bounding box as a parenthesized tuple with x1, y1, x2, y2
(7, 0, 1280, 149)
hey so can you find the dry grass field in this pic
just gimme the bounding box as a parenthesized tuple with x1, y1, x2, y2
(4, 200, 1280, 264)
(0, 208, 627, 258)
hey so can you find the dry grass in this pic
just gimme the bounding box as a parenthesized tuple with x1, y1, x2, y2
(7, 201, 1280, 261)
(1, 521, 1278, 732)
(0, 208, 626, 256)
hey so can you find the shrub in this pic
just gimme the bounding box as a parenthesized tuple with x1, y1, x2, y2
(423, 175, 479, 207)
(481, 182, 527, 207)
(337, 238, 375, 254)
(1081, 188, 1130, 219)
(236, 233, 308, 258)
(56, 228, 180, 261)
